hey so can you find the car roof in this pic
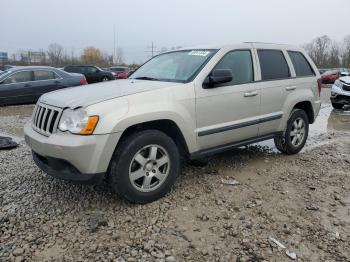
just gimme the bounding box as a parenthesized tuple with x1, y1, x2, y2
(170, 42, 304, 52)
(65, 65, 94, 67)
(8, 66, 59, 71)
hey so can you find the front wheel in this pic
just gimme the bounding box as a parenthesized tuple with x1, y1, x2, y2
(274, 109, 309, 155)
(102, 76, 110, 81)
(332, 102, 344, 110)
(108, 130, 180, 203)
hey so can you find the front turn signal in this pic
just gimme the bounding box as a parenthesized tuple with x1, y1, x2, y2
(80, 116, 99, 135)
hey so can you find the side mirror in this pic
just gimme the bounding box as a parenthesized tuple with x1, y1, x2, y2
(203, 69, 233, 89)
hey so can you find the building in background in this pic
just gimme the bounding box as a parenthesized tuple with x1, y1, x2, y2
(20, 51, 46, 64)
(0, 52, 8, 64)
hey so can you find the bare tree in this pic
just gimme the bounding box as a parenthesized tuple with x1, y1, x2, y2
(304, 35, 331, 67)
(327, 41, 341, 68)
(47, 43, 64, 67)
(341, 35, 350, 67)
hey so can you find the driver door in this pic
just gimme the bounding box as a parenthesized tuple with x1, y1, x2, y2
(0, 70, 34, 104)
(195, 49, 261, 150)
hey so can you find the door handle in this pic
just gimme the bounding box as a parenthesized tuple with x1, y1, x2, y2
(285, 86, 296, 91)
(244, 91, 258, 97)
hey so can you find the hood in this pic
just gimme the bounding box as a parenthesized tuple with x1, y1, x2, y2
(340, 76, 350, 84)
(39, 79, 182, 108)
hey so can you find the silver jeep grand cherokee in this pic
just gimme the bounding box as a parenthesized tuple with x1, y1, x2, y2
(24, 43, 321, 203)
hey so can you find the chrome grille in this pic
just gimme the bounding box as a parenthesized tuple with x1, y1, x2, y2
(32, 103, 62, 136)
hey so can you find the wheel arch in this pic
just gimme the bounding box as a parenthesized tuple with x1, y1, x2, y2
(116, 119, 190, 158)
(292, 100, 315, 124)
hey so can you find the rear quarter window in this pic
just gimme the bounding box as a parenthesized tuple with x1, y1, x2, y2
(257, 49, 290, 81)
(287, 51, 315, 77)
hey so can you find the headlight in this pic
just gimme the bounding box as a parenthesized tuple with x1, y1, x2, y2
(334, 79, 343, 88)
(58, 108, 99, 135)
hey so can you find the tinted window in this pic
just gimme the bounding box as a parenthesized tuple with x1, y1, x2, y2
(86, 67, 98, 73)
(34, 70, 57, 81)
(288, 51, 315, 77)
(258, 50, 290, 80)
(4, 71, 32, 84)
(213, 50, 254, 85)
(65, 66, 81, 73)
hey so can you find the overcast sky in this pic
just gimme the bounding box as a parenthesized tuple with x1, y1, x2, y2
(1, 0, 349, 64)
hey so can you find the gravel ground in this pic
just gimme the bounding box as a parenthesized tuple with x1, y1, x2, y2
(0, 88, 350, 262)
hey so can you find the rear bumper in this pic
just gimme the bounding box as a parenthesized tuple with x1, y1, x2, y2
(33, 151, 104, 184)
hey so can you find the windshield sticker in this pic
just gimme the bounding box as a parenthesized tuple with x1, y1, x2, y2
(188, 51, 210, 56)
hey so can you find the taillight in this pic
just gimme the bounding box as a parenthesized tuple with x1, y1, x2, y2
(317, 78, 322, 96)
(80, 77, 88, 85)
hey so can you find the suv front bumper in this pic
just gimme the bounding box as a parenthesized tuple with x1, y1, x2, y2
(24, 122, 121, 183)
(331, 85, 350, 105)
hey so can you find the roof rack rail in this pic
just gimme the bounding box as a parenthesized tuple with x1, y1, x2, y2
(244, 42, 287, 45)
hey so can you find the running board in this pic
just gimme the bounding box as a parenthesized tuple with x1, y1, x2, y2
(189, 133, 279, 160)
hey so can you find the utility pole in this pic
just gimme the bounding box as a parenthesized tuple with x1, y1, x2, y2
(146, 41, 159, 58)
(113, 24, 116, 64)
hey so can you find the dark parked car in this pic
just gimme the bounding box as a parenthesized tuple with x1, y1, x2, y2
(109, 66, 129, 79)
(0, 66, 87, 105)
(64, 65, 114, 84)
(0, 65, 15, 71)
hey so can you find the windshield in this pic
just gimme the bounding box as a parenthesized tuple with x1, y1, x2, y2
(130, 50, 217, 83)
(0, 70, 13, 81)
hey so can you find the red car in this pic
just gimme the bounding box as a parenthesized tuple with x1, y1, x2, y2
(109, 66, 129, 79)
(321, 69, 341, 84)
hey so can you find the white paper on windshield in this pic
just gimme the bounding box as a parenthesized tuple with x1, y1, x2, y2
(188, 51, 210, 56)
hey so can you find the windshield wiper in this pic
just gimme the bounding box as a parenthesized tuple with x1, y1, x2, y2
(133, 76, 160, 81)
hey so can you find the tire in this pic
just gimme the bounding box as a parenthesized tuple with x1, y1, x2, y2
(332, 102, 344, 110)
(274, 109, 309, 155)
(108, 130, 180, 203)
(102, 76, 110, 81)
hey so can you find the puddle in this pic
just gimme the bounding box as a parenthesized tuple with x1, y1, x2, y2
(256, 104, 350, 152)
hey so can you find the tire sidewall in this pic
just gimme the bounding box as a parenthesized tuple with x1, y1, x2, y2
(109, 131, 180, 203)
(284, 110, 309, 154)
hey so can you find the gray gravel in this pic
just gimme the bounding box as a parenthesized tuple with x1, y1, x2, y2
(1, 88, 350, 261)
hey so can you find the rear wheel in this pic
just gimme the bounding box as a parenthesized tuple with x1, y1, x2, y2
(332, 102, 344, 110)
(108, 130, 180, 203)
(274, 109, 309, 155)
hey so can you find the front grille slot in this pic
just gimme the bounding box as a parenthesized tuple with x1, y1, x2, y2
(32, 103, 62, 136)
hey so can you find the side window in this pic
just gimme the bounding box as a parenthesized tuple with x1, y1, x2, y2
(86, 67, 98, 74)
(257, 50, 290, 80)
(287, 51, 315, 77)
(3, 71, 32, 84)
(213, 50, 254, 85)
(34, 70, 57, 81)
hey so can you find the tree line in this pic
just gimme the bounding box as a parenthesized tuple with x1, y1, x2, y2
(303, 35, 350, 68)
(8, 44, 134, 68)
(6, 35, 350, 69)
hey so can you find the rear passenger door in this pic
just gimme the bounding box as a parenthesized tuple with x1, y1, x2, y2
(85, 66, 99, 83)
(254, 48, 294, 135)
(33, 70, 63, 99)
